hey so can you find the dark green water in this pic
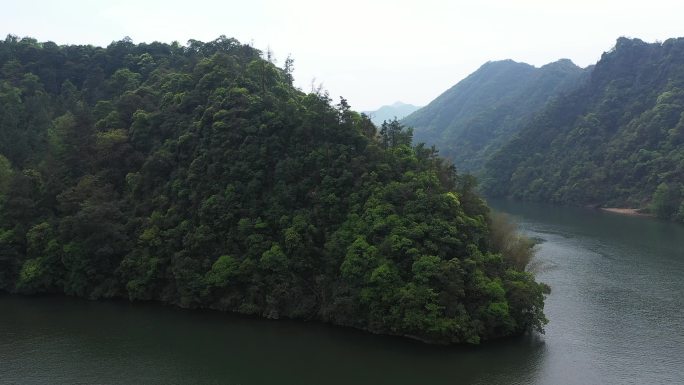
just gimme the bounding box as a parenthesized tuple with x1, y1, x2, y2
(1, 200, 683, 384)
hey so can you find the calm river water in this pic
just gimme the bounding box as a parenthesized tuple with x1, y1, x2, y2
(1, 200, 683, 384)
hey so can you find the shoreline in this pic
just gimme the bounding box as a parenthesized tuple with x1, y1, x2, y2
(600, 207, 654, 217)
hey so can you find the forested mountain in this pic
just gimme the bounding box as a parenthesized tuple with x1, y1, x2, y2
(0, 35, 547, 344)
(483, 37, 684, 222)
(364, 101, 421, 126)
(403, 59, 587, 172)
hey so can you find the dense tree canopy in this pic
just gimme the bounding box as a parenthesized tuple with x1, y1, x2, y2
(0, 35, 547, 344)
(483, 38, 684, 223)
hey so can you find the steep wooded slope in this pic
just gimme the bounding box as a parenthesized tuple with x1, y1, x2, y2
(404, 59, 587, 172)
(483, 37, 684, 222)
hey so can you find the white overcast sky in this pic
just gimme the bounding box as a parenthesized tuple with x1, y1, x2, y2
(3, 0, 684, 110)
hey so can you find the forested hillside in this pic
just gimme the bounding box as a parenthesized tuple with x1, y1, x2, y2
(483, 37, 684, 222)
(403, 59, 587, 172)
(0, 35, 547, 344)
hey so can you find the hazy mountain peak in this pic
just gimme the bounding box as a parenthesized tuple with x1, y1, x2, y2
(364, 102, 421, 125)
(540, 58, 579, 70)
(478, 59, 533, 71)
(390, 101, 409, 107)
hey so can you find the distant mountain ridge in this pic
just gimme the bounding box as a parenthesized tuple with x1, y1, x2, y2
(363, 101, 421, 125)
(403, 59, 588, 172)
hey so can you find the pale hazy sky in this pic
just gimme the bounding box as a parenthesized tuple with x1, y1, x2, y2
(3, 0, 684, 110)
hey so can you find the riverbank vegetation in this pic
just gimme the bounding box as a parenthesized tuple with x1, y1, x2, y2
(0, 35, 547, 344)
(489, 213, 536, 271)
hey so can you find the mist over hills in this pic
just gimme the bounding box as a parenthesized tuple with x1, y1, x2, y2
(363, 101, 421, 125)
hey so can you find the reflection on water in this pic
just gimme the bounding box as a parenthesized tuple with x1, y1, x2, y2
(1, 199, 682, 385)
(0, 295, 546, 385)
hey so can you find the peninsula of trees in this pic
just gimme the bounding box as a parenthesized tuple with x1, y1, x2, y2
(0, 35, 547, 344)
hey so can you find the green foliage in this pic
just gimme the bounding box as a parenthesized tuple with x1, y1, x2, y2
(379, 118, 414, 148)
(482, 38, 684, 218)
(205, 255, 239, 288)
(489, 213, 536, 270)
(0, 34, 547, 344)
(0, 154, 12, 197)
(675, 201, 684, 223)
(15, 222, 62, 293)
(650, 183, 682, 220)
